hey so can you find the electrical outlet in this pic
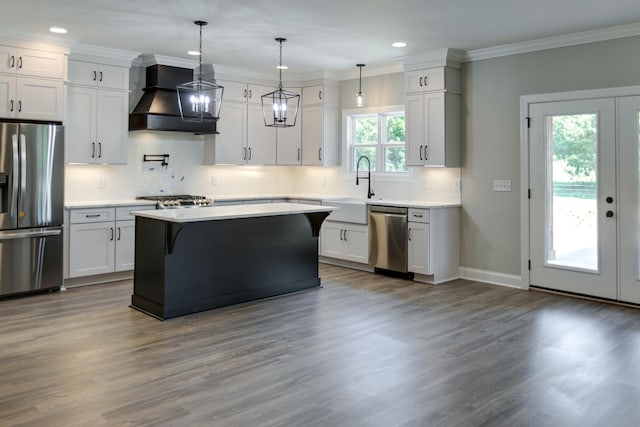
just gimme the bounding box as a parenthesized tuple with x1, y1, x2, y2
(493, 179, 512, 192)
(453, 178, 461, 192)
(97, 177, 105, 189)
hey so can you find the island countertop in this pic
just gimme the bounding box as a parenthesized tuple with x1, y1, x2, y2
(132, 202, 334, 223)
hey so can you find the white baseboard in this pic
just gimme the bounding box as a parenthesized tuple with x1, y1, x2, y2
(458, 267, 524, 289)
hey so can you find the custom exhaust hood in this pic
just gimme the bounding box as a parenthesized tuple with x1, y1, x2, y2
(129, 64, 218, 134)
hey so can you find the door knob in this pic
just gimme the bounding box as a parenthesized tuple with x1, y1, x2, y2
(606, 210, 614, 218)
(606, 196, 614, 203)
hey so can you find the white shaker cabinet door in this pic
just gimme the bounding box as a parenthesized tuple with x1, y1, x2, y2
(96, 90, 128, 164)
(115, 220, 136, 272)
(69, 222, 115, 277)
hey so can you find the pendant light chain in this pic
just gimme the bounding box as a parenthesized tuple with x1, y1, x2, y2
(278, 39, 283, 90)
(198, 22, 203, 81)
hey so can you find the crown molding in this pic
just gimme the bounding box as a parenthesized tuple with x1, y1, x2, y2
(397, 48, 465, 70)
(133, 54, 200, 69)
(464, 21, 640, 62)
(70, 43, 140, 67)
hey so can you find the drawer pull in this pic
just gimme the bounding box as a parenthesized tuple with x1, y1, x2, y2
(85, 214, 101, 218)
(413, 214, 423, 218)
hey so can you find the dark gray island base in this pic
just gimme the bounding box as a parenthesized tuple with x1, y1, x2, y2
(130, 204, 331, 320)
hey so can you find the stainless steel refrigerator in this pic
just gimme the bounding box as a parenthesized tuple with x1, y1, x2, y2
(0, 121, 64, 297)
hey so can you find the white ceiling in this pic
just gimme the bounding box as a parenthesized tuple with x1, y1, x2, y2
(3, 0, 640, 75)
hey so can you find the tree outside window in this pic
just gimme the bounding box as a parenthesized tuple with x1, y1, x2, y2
(350, 111, 406, 173)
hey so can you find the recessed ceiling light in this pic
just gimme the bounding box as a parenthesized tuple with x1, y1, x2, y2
(187, 50, 201, 56)
(392, 41, 407, 48)
(49, 27, 68, 34)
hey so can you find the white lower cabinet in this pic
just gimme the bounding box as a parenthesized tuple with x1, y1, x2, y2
(69, 221, 115, 277)
(408, 221, 431, 275)
(67, 206, 153, 278)
(407, 207, 460, 284)
(320, 221, 368, 264)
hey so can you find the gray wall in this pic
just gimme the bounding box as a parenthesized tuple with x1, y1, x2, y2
(340, 72, 405, 109)
(461, 36, 640, 276)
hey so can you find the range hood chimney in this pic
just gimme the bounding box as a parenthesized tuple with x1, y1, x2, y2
(129, 64, 218, 134)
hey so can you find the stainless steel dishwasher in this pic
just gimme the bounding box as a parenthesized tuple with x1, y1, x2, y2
(368, 205, 409, 273)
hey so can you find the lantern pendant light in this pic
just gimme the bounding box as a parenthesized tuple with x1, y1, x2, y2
(177, 20, 224, 122)
(261, 38, 300, 127)
(356, 64, 365, 107)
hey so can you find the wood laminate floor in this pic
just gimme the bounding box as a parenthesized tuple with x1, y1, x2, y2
(1, 265, 640, 427)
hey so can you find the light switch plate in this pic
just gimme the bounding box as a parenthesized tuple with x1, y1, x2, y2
(493, 179, 511, 192)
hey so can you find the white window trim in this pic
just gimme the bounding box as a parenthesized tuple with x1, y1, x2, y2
(342, 105, 414, 183)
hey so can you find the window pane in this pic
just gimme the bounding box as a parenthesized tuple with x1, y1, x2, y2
(354, 116, 378, 145)
(385, 146, 408, 172)
(386, 114, 405, 144)
(354, 147, 376, 171)
(546, 113, 598, 271)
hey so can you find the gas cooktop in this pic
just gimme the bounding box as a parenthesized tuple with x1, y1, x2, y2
(137, 194, 213, 209)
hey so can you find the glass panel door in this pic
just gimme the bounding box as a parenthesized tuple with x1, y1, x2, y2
(529, 98, 617, 299)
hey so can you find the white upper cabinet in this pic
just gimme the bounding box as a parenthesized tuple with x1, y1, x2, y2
(0, 45, 65, 79)
(0, 45, 65, 121)
(405, 66, 461, 167)
(301, 82, 339, 166)
(68, 60, 129, 90)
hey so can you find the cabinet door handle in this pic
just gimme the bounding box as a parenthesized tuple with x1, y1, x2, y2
(419, 145, 423, 161)
(98, 142, 102, 158)
(248, 147, 252, 160)
(93, 70, 97, 81)
(99, 71, 103, 82)
(248, 89, 252, 99)
(424, 145, 428, 161)
(408, 228, 412, 241)
(92, 142, 96, 158)
(17, 100, 22, 112)
(9, 55, 15, 68)
(318, 148, 322, 161)
(343, 230, 347, 241)
(17, 56, 22, 69)
(110, 227, 114, 241)
(9, 100, 13, 112)
(297, 148, 301, 162)
(339, 229, 344, 241)
(117, 227, 121, 241)
(419, 76, 423, 87)
(424, 75, 428, 86)
(319, 91, 323, 100)
(243, 88, 247, 98)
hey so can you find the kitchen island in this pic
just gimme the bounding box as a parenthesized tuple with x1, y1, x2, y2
(130, 203, 333, 319)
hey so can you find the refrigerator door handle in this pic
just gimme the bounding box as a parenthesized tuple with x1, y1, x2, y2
(0, 228, 62, 241)
(19, 133, 27, 215)
(11, 134, 19, 219)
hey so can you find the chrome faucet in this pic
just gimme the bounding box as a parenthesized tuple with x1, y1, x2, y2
(356, 155, 375, 199)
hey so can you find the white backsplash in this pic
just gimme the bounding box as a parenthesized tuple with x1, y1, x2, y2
(65, 132, 461, 203)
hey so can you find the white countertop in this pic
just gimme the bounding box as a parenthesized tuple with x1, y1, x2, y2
(132, 202, 335, 223)
(65, 200, 157, 209)
(365, 200, 460, 209)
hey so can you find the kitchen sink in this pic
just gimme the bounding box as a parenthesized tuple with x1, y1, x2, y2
(322, 197, 368, 224)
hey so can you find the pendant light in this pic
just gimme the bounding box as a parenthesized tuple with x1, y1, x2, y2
(261, 38, 300, 127)
(177, 20, 224, 122)
(356, 64, 365, 107)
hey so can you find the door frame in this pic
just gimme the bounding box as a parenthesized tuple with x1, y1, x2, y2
(520, 85, 640, 290)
